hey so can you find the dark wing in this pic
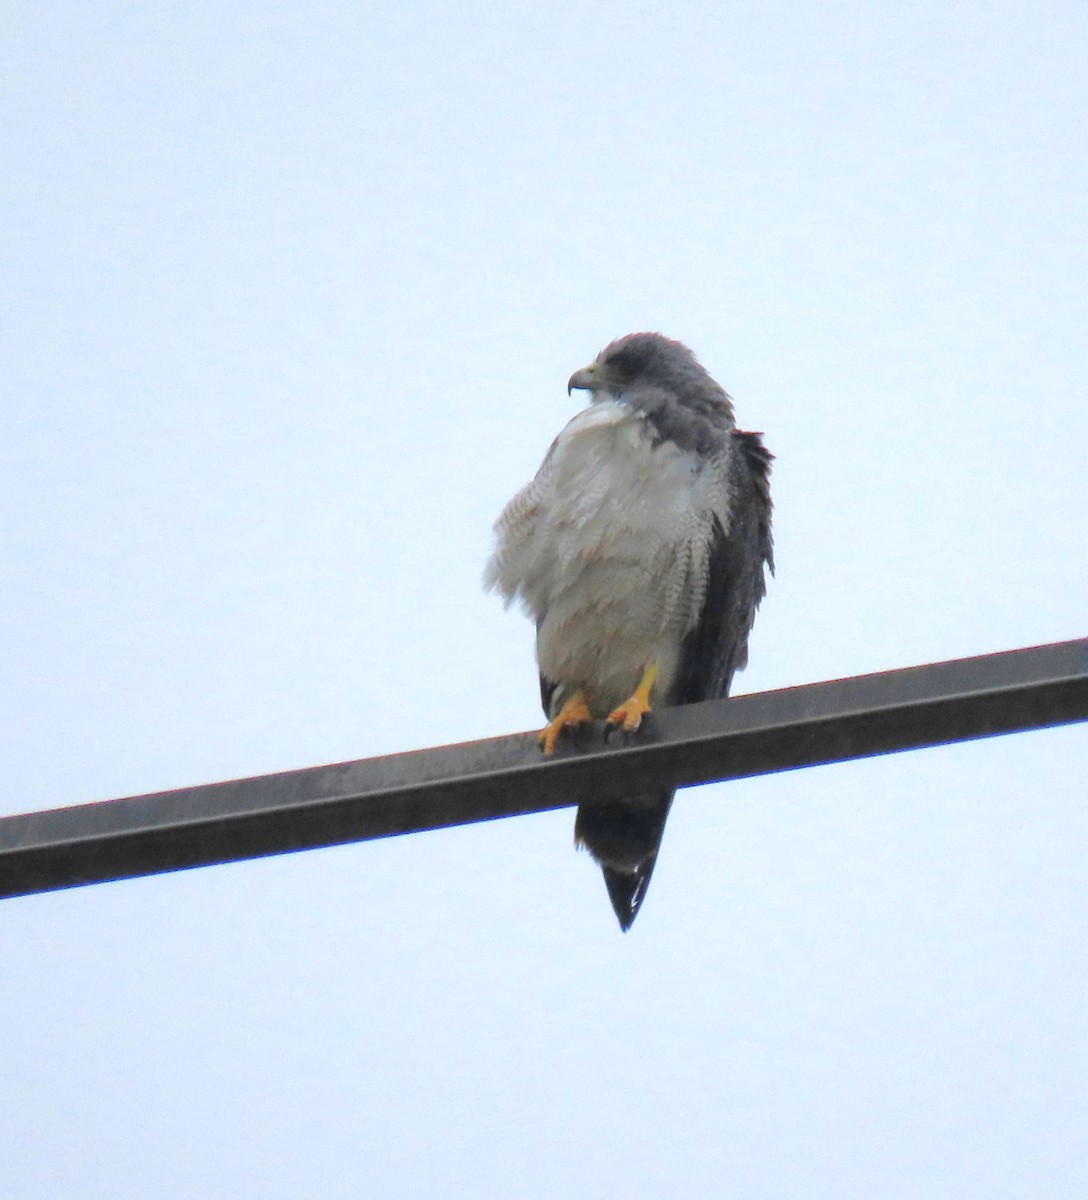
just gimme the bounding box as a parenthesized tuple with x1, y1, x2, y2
(675, 430, 774, 704)
(538, 667, 558, 717)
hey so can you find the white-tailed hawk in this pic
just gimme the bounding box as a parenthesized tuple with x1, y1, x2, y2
(485, 333, 773, 930)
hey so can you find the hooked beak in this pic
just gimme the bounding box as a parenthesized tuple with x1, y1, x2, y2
(567, 363, 599, 395)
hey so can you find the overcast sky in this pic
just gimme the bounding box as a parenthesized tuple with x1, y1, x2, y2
(3, 2, 1087, 1197)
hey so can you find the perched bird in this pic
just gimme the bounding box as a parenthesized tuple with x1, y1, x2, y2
(485, 333, 773, 930)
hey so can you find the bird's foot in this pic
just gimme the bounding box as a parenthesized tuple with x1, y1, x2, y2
(539, 692, 593, 756)
(606, 694, 653, 733)
(606, 663, 658, 734)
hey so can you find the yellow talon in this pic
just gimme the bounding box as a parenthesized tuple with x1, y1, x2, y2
(539, 691, 593, 756)
(607, 663, 658, 733)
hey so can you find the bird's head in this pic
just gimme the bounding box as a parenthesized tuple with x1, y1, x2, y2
(567, 332, 731, 419)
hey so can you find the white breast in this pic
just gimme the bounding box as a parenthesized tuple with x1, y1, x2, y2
(485, 401, 728, 716)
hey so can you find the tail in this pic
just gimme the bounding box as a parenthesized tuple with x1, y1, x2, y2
(574, 791, 675, 931)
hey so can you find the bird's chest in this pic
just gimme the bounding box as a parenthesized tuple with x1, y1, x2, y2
(528, 404, 715, 709)
(542, 403, 702, 551)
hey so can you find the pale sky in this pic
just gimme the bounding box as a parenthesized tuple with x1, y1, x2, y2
(3, 3, 1087, 1197)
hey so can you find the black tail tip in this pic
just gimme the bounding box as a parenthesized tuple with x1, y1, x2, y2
(602, 863, 655, 932)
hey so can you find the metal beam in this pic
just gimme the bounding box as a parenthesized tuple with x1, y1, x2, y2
(2, 638, 1086, 900)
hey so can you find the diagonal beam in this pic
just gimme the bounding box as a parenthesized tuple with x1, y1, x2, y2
(2, 638, 1086, 900)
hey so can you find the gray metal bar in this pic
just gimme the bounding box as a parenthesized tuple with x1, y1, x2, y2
(2, 638, 1086, 900)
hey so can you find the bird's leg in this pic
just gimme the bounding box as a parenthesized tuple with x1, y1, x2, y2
(539, 690, 593, 756)
(607, 663, 658, 733)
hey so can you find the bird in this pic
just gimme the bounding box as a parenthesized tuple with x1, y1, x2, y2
(484, 333, 773, 930)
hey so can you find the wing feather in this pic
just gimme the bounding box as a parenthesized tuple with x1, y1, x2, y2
(675, 430, 774, 703)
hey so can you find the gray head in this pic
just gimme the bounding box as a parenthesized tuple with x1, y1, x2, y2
(568, 332, 733, 416)
(567, 332, 735, 438)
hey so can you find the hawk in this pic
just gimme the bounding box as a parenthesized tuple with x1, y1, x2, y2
(485, 333, 773, 930)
